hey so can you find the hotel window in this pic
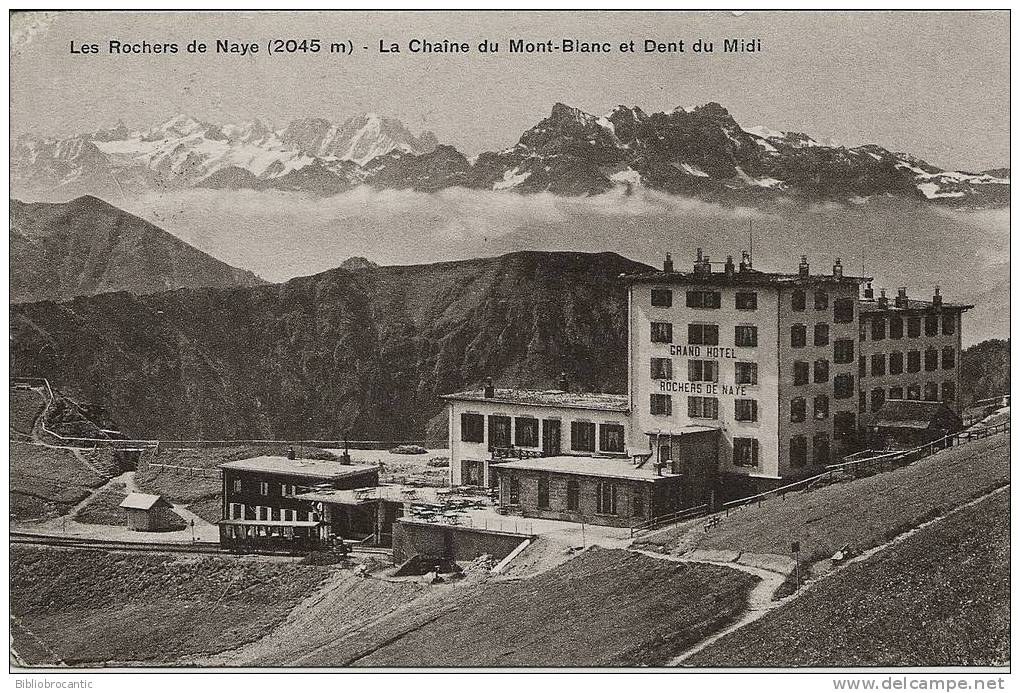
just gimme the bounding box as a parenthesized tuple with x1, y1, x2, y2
(650, 357, 673, 380)
(229, 503, 243, 519)
(570, 421, 596, 452)
(489, 415, 512, 449)
(834, 297, 855, 324)
(258, 506, 269, 521)
(942, 382, 956, 402)
(835, 412, 856, 442)
(925, 314, 939, 336)
(907, 384, 922, 400)
(734, 325, 758, 347)
(537, 475, 550, 509)
(924, 348, 938, 372)
(859, 355, 867, 378)
(889, 386, 904, 400)
(813, 433, 830, 466)
(793, 361, 809, 386)
(859, 389, 867, 412)
(651, 321, 673, 343)
(515, 417, 539, 447)
(734, 399, 758, 422)
(566, 478, 580, 511)
(814, 323, 830, 347)
(650, 394, 672, 416)
(871, 353, 886, 377)
(871, 387, 885, 412)
(924, 382, 939, 401)
(686, 290, 721, 309)
(834, 374, 855, 399)
(271, 507, 281, 522)
(790, 436, 807, 468)
(232, 479, 242, 493)
(688, 323, 719, 345)
(814, 290, 829, 311)
(790, 397, 806, 423)
(735, 362, 758, 385)
(599, 423, 625, 453)
(688, 396, 719, 419)
(889, 351, 904, 374)
(651, 288, 673, 307)
(889, 316, 904, 339)
(942, 347, 956, 369)
(833, 339, 855, 364)
(259, 481, 270, 496)
(859, 322, 867, 341)
(814, 395, 829, 420)
(733, 438, 759, 468)
(814, 359, 830, 383)
(907, 350, 921, 373)
(871, 317, 886, 340)
(942, 314, 956, 335)
(791, 324, 807, 348)
(735, 291, 758, 310)
(460, 413, 485, 443)
(596, 481, 618, 515)
(632, 489, 645, 518)
(508, 476, 520, 505)
(792, 290, 806, 311)
(688, 359, 719, 382)
(908, 316, 921, 338)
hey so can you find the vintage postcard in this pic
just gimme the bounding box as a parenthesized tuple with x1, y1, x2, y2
(7, 9, 1010, 679)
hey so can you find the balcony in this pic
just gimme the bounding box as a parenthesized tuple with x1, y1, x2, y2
(490, 446, 547, 461)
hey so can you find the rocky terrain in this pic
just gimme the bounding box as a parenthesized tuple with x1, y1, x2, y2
(12, 103, 1008, 205)
(10, 195, 263, 302)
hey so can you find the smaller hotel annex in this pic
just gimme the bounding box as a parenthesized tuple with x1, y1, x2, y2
(443, 249, 971, 526)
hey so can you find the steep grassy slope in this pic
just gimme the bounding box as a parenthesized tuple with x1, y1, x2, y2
(12, 251, 646, 440)
(687, 489, 1010, 667)
(11, 196, 263, 303)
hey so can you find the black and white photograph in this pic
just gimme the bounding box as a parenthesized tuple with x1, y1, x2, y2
(6, 8, 1011, 679)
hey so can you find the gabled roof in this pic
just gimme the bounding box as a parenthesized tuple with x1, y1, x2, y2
(119, 493, 166, 511)
(874, 399, 962, 430)
(441, 388, 629, 412)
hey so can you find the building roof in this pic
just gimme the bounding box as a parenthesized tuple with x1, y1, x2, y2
(295, 484, 446, 506)
(622, 267, 869, 288)
(492, 455, 680, 482)
(119, 493, 166, 511)
(441, 388, 629, 412)
(874, 399, 962, 430)
(858, 298, 973, 314)
(217, 456, 378, 480)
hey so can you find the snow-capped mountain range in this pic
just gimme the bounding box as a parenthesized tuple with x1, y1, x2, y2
(11, 103, 1008, 206)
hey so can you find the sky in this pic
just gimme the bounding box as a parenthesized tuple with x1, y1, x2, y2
(10, 10, 1010, 171)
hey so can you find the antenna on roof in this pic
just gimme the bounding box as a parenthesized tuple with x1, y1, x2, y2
(748, 219, 754, 268)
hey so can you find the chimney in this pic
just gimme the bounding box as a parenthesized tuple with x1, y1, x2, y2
(739, 250, 750, 272)
(693, 249, 711, 276)
(724, 254, 735, 278)
(863, 281, 874, 300)
(558, 372, 569, 392)
(798, 255, 810, 278)
(832, 258, 843, 279)
(483, 377, 495, 398)
(878, 288, 888, 309)
(932, 285, 942, 308)
(895, 287, 908, 309)
(663, 252, 674, 273)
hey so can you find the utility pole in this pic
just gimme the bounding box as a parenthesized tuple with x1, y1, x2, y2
(792, 540, 801, 590)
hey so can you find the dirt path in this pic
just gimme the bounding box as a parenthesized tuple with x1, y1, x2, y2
(641, 483, 1012, 666)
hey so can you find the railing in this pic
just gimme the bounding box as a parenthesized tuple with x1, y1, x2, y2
(629, 504, 709, 537)
(490, 447, 546, 460)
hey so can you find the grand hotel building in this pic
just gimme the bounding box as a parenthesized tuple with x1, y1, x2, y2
(443, 250, 970, 524)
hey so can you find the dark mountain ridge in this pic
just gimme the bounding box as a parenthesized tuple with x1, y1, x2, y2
(10, 195, 264, 303)
(11, 251, 647, 441)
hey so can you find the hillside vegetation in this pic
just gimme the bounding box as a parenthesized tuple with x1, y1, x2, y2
(12, 251, 644, 440)
(687, 489, 1010, 667)
(10, 442, 114, 521)
(960, 338, 1010, 406)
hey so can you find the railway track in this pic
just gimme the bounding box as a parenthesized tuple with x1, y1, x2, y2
(9, 532, 393, 558)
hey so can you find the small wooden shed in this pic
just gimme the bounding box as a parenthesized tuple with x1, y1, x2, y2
(871, 400, 963, 449)
(119, 493, 176, 532)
